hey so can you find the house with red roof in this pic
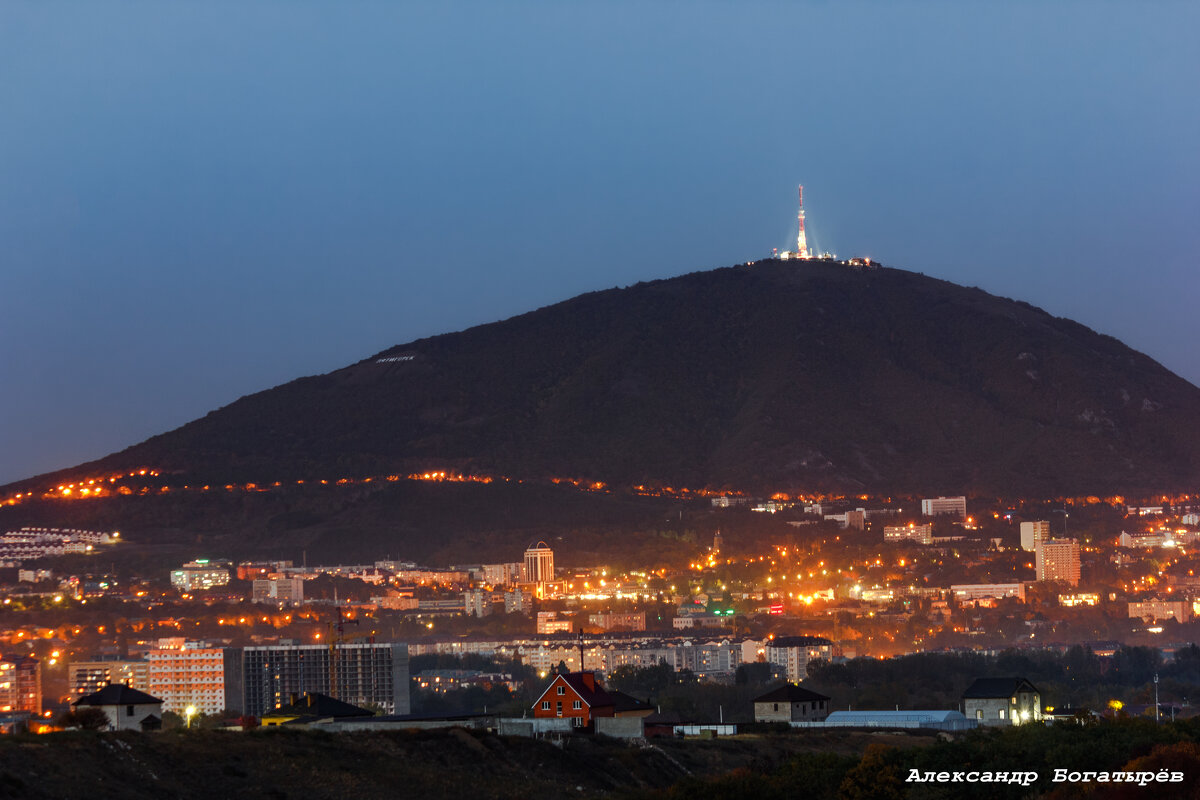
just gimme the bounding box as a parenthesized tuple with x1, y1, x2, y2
(531, 671, 615, 729)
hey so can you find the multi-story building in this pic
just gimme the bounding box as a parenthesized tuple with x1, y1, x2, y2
(884, 523, 933, 545)
(765, 636, 834, 683)
(251, 576, 305, 605)
(68, 658, 151, 698)
(1128, 600, 1193, 624)
(537, 611, 574, 635)
(0, 654, 41, 715)
(170, 560, 230, 591)
(951, 583, 1026, 603)
(1035, 539, 1081, 586)
(224, 642, 409, 719)
(480, 563, 522, 587)
(148, 641, 226, 716)
(522, 542, 555, 598)
(504, 590, 532, 614)
(587, 612, 646, 632)
(463, 589, 493, 618)
(1020, 521, 1050, 552)
(921, 496, 967, 519)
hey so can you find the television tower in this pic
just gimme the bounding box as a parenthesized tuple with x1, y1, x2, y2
(795, 184, 810, 259)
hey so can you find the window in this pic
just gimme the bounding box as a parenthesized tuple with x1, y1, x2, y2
(975, 709, 983, 720)
(999, 709, 1006, 719)
(573, 700, 581, 710)
(541, 701, 550, 711)
(556, 701, 563, 717)
(127, 705, 135, 717)
(557, 686, 565, 695)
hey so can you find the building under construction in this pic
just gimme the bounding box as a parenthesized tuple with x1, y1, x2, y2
(224, 642, 410, 718)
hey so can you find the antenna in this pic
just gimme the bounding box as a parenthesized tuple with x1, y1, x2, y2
(796, 184, 810, 259)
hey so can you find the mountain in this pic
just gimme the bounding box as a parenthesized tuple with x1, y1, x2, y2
(10, 260, 1200, 497)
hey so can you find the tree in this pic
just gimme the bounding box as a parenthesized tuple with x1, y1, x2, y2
(57, 707, 109, 731)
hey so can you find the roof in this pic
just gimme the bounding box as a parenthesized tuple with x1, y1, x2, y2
(532, 672, 615, 711)
(962, 677, 1040, 699)
(266, 693, 373, 719)
(826, 710, 965, 723)
(753, 684, 831, 704)
(74, 683, 161, 707)
(609, 690, 653, 714)
(768, 636, 833, 648)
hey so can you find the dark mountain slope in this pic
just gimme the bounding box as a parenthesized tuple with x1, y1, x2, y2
(15, 260, 1200, 495)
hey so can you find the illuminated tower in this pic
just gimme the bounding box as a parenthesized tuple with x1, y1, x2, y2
(795, 185, 810, 259)
(523, 541, 555, 598)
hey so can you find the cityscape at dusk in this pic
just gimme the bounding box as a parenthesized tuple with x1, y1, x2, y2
(2, 2, 1199, 798)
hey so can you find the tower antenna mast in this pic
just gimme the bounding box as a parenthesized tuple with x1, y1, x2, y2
(796, 185, 810, 259)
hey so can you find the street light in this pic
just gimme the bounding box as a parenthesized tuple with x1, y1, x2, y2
(185, 705, 197, 729)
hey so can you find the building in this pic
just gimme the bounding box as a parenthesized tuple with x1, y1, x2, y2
(536, 611, 573, 635)
(962, 677, 1042, 726)
(812, 709, 975, 731)
(753, 684, 831, 723)
(531, 671, 615, 728)
(148, 641, 226, 716)
(1128, 599, 1193, 624)
(224, 642, 409, 719)
(587, 612, 646, 632)
(522, 541, 555, 598)
(0, 654, 40, 715)
(765, 636, 834, 683)
(1020, 521, 1050, 552)
(481, 563, 522, 587)
(170, 560, 230, 591)
(884, 523, 933, 545)
(463, 589, 494, 618)
(261, 692, 374, 726)
(504, 589, 532, 615)
(72, 684, 163, 731)
(68, 658, 151, 698)
(921, 496, 967, 519)
(251, 576, 305, 605)
(1035, 539, 1081, 586)
(951, 583, 1026, 603)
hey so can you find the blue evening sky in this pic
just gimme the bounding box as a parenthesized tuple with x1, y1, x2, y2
(2, 1, 1197, 485)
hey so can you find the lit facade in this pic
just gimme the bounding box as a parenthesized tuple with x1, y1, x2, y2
(170, 560, 230, 591)
(765, 636, 834, 683)
(68, 659, 151, 698)
(148, 642, 226, 715)
(251, 576, 305, 605)
(522, 541, 555, 598)
(1020, 521, 1050, 552)
(1035, 539, 1081, 586)
(921, 496, 967, 519)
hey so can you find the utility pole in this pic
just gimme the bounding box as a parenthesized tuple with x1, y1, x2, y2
(1155, 673, 1160, 724)
(577, 628, 585, 672)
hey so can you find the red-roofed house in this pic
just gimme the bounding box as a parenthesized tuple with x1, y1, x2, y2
(531, 671, 615, 728)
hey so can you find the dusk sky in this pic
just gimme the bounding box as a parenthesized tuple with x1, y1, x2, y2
(2, 1, 1197, 486)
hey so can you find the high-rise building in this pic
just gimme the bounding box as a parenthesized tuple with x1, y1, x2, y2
(920, 496, 967, 519)
(1020, 521, 1050, 552)
(522, 541, 555, 598)
(765, 636, 834, 683)
(1036, 539, 1081, 586)
(148, 641, 226, 715)
(68, 658, 151, 698)
(224, 642, 409, 719)
(0, 655, 40, 714)
(463, 589, 493, 618)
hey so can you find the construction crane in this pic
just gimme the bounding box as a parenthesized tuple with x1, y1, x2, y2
(322, 607, 377, 699)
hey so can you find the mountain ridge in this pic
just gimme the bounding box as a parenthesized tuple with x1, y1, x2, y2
(7, 259, 1200, 497)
